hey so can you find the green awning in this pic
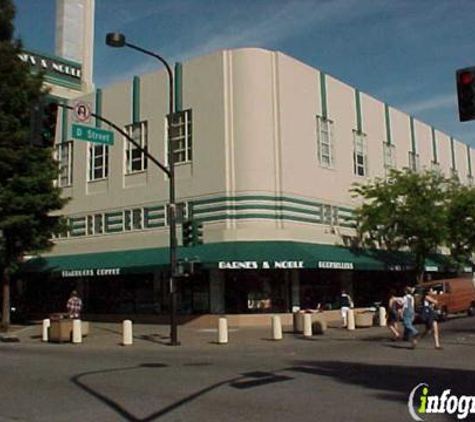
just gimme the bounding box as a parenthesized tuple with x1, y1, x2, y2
(22, 241, 458, 276)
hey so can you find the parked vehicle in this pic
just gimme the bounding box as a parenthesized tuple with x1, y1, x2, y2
(414, 277, 475, 321)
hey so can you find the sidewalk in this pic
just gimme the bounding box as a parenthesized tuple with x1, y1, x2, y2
(2, 320, 394, 350)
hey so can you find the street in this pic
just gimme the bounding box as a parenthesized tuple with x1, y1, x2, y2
(1, 316, 475, 421)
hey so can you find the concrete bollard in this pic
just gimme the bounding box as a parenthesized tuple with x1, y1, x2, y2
(122, 320, 133, 346)
(218, 317, 228, 344)
(272, 315, 283, 340)
(303, 313, 312, 337)
(42, 318, 50, 342)
(72, 319, 82, 343)
(379, 307, 387, 327)
(347, 309, 355, 331)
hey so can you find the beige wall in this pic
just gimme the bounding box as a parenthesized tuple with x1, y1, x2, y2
(50, 47, 475, 256)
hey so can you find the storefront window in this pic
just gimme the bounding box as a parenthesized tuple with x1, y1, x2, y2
(224, 270, 290, 314)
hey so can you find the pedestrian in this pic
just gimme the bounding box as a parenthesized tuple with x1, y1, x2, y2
(387, 289, 402, 340)
(401, 286, 418, 348)
(340, 290, 354, 328)
(420, 287, 442, 349)
(66, 290, 82, 319)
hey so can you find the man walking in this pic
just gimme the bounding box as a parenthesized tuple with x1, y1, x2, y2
(66, 290, 82, 319)
(401, 286, 418, 348)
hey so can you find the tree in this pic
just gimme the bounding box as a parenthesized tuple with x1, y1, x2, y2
(0, 0, 67, 331)
(445, 181, 475, 267)
(352, 169, 448, 284)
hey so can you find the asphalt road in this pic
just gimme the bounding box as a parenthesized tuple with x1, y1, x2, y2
(1, 316, 474, 422)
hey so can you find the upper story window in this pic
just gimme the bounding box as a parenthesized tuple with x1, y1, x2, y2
(88, 143, 109, 181)
(383, 142, 396, 169)
(168, 109, 192, 165)
(124, 121, 148, 173)
(316, 116, 334, 168)
(408, 151, 420, 172)
(353, 131, 367, 177)
(57, 141, 73, 187)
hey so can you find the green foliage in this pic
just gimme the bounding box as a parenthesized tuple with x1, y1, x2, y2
(352, 169, 448, 282)
(445, 181, 475, 266)
(0, 0, 67, 328)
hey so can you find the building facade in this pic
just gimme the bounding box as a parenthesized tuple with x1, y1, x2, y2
(24, 48, 473, 318)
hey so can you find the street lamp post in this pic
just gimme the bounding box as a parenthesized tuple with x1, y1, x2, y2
(106, 33, 179, 346)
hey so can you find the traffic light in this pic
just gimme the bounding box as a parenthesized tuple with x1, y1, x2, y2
(30, 100, 59, 147)
(456, 67, 475, 122)
(182, 220, 193, 247)
(182, 220, 203, 247)
(192, 221, 204, 245)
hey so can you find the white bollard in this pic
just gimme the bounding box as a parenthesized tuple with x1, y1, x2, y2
(42, 318, 50, 342)
(72, 319, 82, 344)
(218, 317, 228, 344)
(272, 315, 283, 340)
(303, 313, 313, 337)
(122, 320, 133, 346)
(347, 309, 355, 331)
(379, 307, 387, 327)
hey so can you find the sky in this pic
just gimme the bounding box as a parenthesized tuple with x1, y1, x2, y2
(13, 0, 475, 147)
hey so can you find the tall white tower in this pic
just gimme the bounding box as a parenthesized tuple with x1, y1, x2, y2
(55, 0, 95, 92)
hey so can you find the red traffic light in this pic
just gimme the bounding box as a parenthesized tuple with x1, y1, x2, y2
(460, 71, 474, 85)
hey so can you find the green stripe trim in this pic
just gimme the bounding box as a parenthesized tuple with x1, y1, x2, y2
(384, 104, 392, 145)
(431, 127, 438, 162)
(95, 89, 102, 128)
(61, 99, 68, 142)
(355, 89, 362, 133)
(174, 62, 183, 113)
(450, 137, 456, 169)
(133, 76, 140, 124)
(320, 72, 328, 119)
(194, 204, 324, 218)
(467, 145, 472, 176)
(410, 117, 416, 152)
(193, 195, 323, 209)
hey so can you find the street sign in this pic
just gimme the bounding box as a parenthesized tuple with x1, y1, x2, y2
(73, 101, 92, 123)
(72, 123, 114, 145)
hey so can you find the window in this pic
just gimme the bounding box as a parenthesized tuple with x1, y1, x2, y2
(408, 151, 420, 172)
(124, 121, 148, 173)
(124, 209, 143, 231)
(57, 141, 73, 187)
(88, 143, 109, 181)
(383, 142, 396, 169)
(353, 131, 367, 177)
(316, 116, 334, 168)
(168, 109, 192, 164)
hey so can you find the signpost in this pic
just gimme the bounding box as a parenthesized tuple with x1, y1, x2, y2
(72, 123, 114, 145)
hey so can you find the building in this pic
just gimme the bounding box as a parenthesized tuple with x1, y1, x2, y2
(23, 47, 473, 320)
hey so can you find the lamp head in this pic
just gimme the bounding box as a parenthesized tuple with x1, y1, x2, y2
(106, 33, 126, 47)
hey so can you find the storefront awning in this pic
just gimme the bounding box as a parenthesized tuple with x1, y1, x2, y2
(21, 241, 451, 277)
